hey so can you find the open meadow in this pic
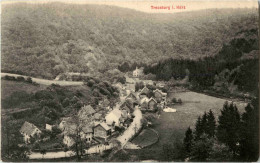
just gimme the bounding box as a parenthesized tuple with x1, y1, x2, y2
(1, 80, 47, 100)
(128, 91, 248, 160)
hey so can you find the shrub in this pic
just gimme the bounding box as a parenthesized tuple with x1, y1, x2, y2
(4, 75, 16, 80)
(99, 87, 111, 96)
(26, 77, 33, 83)
(87, 79, 95, 87)
(172, 98, 177, 103)
(178, 98, 182, 104)
(32, 142, 41, 150)
(2, 91, 33, 108)
(16, 76, 25, 81)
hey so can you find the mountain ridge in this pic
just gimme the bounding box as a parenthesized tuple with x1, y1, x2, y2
(1, 3, 259, 79)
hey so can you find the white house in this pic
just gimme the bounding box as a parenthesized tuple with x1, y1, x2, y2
(133, 67, 143, 77)
(20, 121, 42, 144)
(105, 109, 123, 126)
(45, 124, 53, 131)
(59, 117, 71, 131)
(63, 135, 75, 147)
(140, 96, 150, 104)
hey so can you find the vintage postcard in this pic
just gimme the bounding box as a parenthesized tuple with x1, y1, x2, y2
(1, 0, 259, 162)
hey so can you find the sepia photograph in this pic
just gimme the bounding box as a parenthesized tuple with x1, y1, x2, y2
(1, 0, 259, 162)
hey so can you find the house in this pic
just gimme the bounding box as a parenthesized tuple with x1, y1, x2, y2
(63, 124, 77, 147)
(125, 76, 135, 84)
(140, 86, 150, 96)
(78, 105, 96, 120)
(153, 89, 167, 103)
(143, 80, 154, 86)
(63, 135, 75, 147)
(121, 110, 129, 119)
(20, 121, 42, 144)
(156, 81, 166, 88)
(126, 83, 135, 92)
(45, 124, 53, 131)
(140, 101, 148, 110)
(148, 98, 157, 111)
(82, 126, 93, 143)
(126, 92, 137, 101)
(94, 113, 103, 122)
(105, 109, 123, 126)
(62, 120, 94, 146)
(113, 82, 125, 90)
(120, 102, 133, 113)
(59, 117, 71, 131)
(140, 96, 150, 105)
(133, 67, 143, 77)
(93, 123, 111, 140)
(99, 98, 110, 108)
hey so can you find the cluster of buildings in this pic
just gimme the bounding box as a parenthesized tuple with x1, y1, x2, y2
(20, 100, 134, 147)
(19, 68, 168, 150)
(124, 86, 167, 112)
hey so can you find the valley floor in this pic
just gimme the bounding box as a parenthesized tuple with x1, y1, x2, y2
(128, 91, 248, 161)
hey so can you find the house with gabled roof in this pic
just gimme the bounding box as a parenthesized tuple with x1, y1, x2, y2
(143, 80, 154, 86)
(78, 105, 96, 120)
(105, 109, 123, 126)
(148, 98, 157, 111)
(93, 122, 111, 140)
(82, 126, 93, 142)
(126, 92, 137, 101)
(140, 86, 150, 95)
(140, 96, 150, 104)
(20, 121, 42, 144)
(133, 67, 143, 77)
(61, 119, 94, 146)
(153, 89, 167, 103)
(63, 123, 77, 147)
(120, 101, 133, 113)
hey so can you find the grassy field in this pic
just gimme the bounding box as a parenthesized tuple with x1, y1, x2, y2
(127, 91, 248, 161)
(131, 129, 158, 148)
(1, 79, 47, 100)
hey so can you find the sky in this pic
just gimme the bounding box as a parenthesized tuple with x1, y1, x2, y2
(2, 0, 259, 13)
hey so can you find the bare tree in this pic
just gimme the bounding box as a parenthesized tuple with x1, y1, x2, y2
(66, 110, 91, 161)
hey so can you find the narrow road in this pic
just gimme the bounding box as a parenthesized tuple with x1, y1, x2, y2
(117, 107, 142, 147)
(28, 76, 143, 159)
(29, 107, 142, 159)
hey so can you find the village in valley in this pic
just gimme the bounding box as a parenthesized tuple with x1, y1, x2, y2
(1, 2, 259, 162)
(16, 67, 176, 160)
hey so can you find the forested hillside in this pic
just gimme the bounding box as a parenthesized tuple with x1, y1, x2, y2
(143, 25, 259, 96)
(2, 3, 258, 79)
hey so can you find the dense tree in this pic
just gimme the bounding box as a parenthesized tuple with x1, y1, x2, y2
(206, 110, 216, 138)
(183, 127, 193, 157)
(194, 116, 203, 140)
(201, 112, 208, 134)
(239, 94, 259, 161)
(208, 141, 233, 161)
(217, 102, 241, 156)
(190, 133, 214, 161)
(2, 3, 258, 81)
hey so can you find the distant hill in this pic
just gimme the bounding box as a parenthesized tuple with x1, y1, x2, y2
(1, 3, 259, 79)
